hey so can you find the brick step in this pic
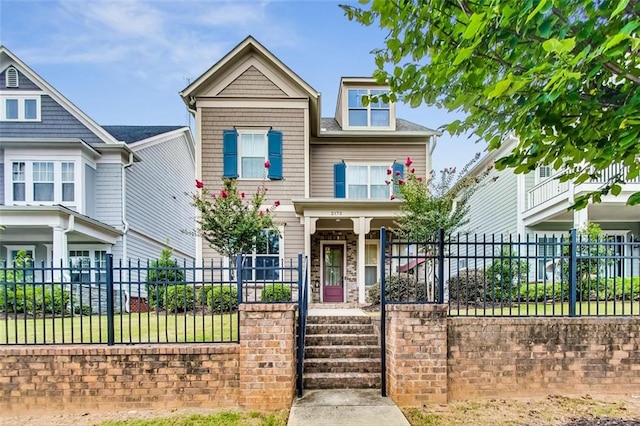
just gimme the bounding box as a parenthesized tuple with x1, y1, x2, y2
(304, 357, 381, 374)
(303, 372, 381, 389)
(307, 316, 373, 325)
(306, 324, 375, 335)
(305, 345, 381, 359)
(305, 334, 378, 346)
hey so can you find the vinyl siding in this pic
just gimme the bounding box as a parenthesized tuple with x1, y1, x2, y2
(465, 167, 518, 235)
(218, 66, 286, 97)
(310, 144, 427, 198)
(94, 163, 123, 228)
(0, 95, 103, 144)
(126, 230, 194, 262)
(84, 164, 96, 217)
(0, 161, 4, 205)
(0, 68, 40, 91)
(125, 134, 196, 258)
(201, 107, 305, 203)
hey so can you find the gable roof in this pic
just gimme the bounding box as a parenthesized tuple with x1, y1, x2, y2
(103, 125, 185, 144)
(0, 45, 121, 145)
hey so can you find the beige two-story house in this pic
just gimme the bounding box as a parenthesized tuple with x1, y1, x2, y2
(181, 36, 439, 304)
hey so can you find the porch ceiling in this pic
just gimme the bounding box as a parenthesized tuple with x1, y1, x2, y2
(292, 198, 402, 217)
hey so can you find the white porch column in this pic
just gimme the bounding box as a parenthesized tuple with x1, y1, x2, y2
(352, 217, 372, 304)
(304, 217, 317, 298)
(51, 225, 68, 282)
(573, 206, 589, 230)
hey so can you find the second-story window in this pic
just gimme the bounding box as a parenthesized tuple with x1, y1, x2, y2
(347, 164, 389, 199)
(239, 131, 267, 179)
(9, 160, 76, 205)
(348, 89, 390, 127)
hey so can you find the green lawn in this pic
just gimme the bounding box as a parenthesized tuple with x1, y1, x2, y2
(449, 300, 639, 316)
(100, 410, 287, 426)
(0, 311, 238, 344)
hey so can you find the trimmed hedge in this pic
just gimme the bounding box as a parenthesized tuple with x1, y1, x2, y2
(261, 284, 292, 302)
(447, 269, 487, 304)
(165, 285, 195, 312)
(0, 285, 71, 314)
(367, 274, 428, 304)
(209, 286, 238, 313)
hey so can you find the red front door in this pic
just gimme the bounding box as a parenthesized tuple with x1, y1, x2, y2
(322, 245, 344, 303)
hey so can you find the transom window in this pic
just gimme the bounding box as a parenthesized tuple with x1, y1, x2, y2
(1, 96, 40, 121)
(239, 131, 267, 179)
(9, 160, 76, 205)
(242, 229, 281, 281)
(347, 164, 390, 199)
(347, 89, 390, 127)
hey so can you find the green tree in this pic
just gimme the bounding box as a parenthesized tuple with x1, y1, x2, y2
(394, 154, 492, 241)
(146, 248, 184, 309)
(189, 172, 279, 269)
(342, 0, 640, 207)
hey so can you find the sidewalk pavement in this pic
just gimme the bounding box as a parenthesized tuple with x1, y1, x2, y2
(287, 389, 410, 426)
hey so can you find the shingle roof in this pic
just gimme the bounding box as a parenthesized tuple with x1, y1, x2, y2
(102, 125, 184, 144)
(320, 118, 437, 133)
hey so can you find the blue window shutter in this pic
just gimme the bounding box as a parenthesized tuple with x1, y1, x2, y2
(223, 130, 238, 178)
(393, 162, 404, 196)
(267, 130, 283, 180)
(334, 163, 346, 198)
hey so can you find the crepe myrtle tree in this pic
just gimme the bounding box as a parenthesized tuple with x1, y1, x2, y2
(343, 0, 640, 207)
(390, 155, 493, 242)
(188, 160, 280, 271)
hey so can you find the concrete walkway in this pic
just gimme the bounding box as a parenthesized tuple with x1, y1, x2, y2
(287, 389, 410, 426)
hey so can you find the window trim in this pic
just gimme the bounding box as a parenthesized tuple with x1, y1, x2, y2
(1, 94, 41, 121)
(241, 227, 284, 282)
(345, 162, 393, 200)
(344, 87, 394, 130)
(67, 246, 110, 286)
(237, 128, 268, 180)
(364, 240, 379, 286)
(7, 159, 78, 207)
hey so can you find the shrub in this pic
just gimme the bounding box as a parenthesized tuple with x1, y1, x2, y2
(198, 285, 213, 306)
(447, 268, 486, 304)
(0, 284, 70, 314)
(485, 246, 529, 302)
(518, 282, 569, 302)
(165, 285, 194, 312)
(367, 273, 428, 304)
(146, 248, 184, 309)
(209, 286, 239, 313)
(597, 277, 640, 301)
(261, 284, 292, 302)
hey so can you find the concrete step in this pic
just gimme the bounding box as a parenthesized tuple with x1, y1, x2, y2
(305, 345, 381, 359)
(307, 315, 373, 325)
(304, 357, 381, 374)
(306, 333, 378, 346)
(303, 372, 381, 389)
(306, 323, 375, 335)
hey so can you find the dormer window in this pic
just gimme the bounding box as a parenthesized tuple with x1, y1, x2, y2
(5, 67, 19, 88)
(348, 89, 390, 127)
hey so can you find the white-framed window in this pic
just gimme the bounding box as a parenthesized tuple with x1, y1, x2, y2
(535, 166, 553, 184)
(346, 163, 390, 199)
(1, 95, 41, 121)
(347, 89, 390, 127)
(242, 229, 282, 281)
(5, 67, 19, 88)
(8, 160, 77, 205)
(68, 249, 108, 285)
(537, 236, 559, 280)
(365, 241, 379, 285)
(238, 130, 267, 179)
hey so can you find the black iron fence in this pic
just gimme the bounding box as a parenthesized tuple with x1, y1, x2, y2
(380, 227, 640, 317)
(0, 254, 305, 345)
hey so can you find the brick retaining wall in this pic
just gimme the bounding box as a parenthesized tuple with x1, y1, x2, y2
(447, 317, 640, 401)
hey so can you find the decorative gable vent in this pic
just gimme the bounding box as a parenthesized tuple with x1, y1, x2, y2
(6, 67, 19, 88)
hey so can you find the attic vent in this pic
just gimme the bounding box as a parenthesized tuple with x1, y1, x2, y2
(6, 67, 18, 88)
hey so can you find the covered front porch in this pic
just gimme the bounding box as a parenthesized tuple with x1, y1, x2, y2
(293, 199, 401, 304)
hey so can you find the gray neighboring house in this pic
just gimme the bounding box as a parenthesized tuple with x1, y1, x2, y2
(0, 46, 196, 308)
(460, 136, 640, 281)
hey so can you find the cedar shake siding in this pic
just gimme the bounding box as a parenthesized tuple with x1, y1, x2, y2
(310, 143, 427, 198)
(200, 107, 305, 260)
(218, 66, 287, 98)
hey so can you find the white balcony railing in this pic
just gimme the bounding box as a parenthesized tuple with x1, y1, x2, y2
(526, 164, 640, 210)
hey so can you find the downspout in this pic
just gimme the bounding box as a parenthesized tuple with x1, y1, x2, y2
(122, 153, 134, 261)
(60, 215, 74, 282)
(428, 134, 438, 176)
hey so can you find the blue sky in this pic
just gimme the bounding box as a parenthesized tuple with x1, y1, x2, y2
(1, 0, 485, 173)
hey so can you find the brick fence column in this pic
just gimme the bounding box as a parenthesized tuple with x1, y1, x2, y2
(386, 304, 448, 406)
(239, 303, 297, 410)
